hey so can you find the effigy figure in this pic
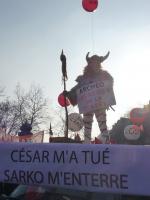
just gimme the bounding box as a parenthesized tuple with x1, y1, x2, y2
(65, 51, 116, 143)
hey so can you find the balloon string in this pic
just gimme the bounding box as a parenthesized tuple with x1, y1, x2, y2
(90, 13, 95, 54)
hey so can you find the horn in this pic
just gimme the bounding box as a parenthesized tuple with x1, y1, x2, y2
(100, 51, 110, 63)
(86, 52, 90, 62)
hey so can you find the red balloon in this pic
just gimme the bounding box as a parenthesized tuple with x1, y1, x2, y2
(82, 0, 98, 12)
(130, 108, 147, 124)
(58, 93, 70, 107)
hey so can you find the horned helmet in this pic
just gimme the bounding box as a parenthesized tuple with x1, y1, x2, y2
(86, 51, 110, 64)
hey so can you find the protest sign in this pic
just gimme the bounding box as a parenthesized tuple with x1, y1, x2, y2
(0, 143, 150, 196)
(77, 80, 116, 113)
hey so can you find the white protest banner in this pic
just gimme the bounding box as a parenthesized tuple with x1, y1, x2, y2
(0, 131, 44, 143)
(0, 143, 150, 196)
(77, 80, 116, 114)
(16, 131, 44, 143)
(0, 132, 12, 142)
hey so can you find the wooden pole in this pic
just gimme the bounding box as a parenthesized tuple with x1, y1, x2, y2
(60, 50, 68, 138)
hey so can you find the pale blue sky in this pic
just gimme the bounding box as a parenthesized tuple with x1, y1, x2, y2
(1, 0, 150, 135)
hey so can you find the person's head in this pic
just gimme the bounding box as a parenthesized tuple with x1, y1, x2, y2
(83, 51, 110, 75)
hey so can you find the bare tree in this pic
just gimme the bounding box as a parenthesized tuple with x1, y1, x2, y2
(0, 99, 19, 134)
(14, 84, 27, 125)
(14, 84, 48, 132)
(0, 84, 48, 134)
(24, 85, 48, 131)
